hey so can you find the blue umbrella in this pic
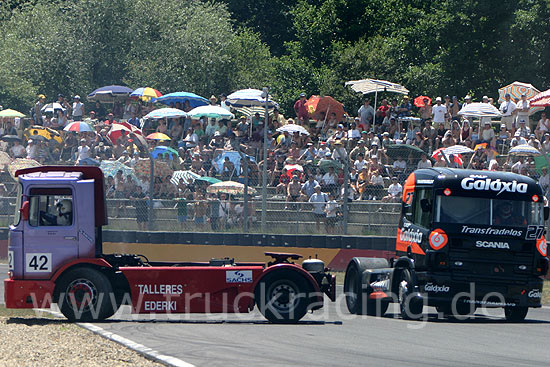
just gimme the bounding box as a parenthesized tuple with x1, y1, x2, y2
(144, 108, 188, 119)
(88, 85, 133, 102)
(226, 89, 278, 108)
(150, 146, 180, 160)
(212, 151, 256, 175)
(152, 92, 209, 108)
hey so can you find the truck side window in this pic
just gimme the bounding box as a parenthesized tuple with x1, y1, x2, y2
(28, 188, 73, 227)
(413, 188, 432, 228)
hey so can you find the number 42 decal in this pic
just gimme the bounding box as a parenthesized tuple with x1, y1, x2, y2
(25, 253, 52, 273)
(526, 225, 545, 240)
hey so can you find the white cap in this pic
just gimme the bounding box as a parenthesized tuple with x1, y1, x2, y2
(435, 97, 442, 102)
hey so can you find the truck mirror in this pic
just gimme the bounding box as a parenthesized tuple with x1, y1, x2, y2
(544, 207, 549, 221)
(420, 198, 431, 212)
(20, 201, 29, 221)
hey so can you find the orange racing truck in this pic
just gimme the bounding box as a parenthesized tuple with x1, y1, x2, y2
(344, 168, 548, 321)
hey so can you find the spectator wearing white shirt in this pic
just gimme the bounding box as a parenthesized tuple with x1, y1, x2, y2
(417, 153, 433, 169)
(516, 119, 531, 138)
(316, 142, 331, 159)
(347, 122, 361, 140)
(309, 185, 328, 231)
(354, 153, 368, 171)
(10, 140, 26, 158)
(392, 156, 407, 179)
(431, 97, 447, 125)
(539, 167, 550, 195)
(515, 94, 530, 128)
(510, 130, 527, 147)
(382, 177, 403, 202)
(499, 93, 517, 132)
(71, 95, 85, 121)
(26, 139, 38, 159)
(77, 138, 91, 162)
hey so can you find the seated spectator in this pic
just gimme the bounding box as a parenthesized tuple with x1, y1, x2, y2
(321, 166, 338, 194)
(516, 119, 531, 138)
(276, 167, 290, 194)
(10, 140, 26, 158)
(527, 134, 541, 149)
(417, 153, 432, 169)
(535, 112, 550, 141)
(510, 130, 527, 146)
(382, 177, 402, 202)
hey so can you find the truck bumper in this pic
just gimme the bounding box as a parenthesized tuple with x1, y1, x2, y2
(417, 274, 544, 308)
(4, 279, 55, 309)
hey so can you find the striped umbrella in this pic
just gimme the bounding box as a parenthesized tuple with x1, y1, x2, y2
(131, 87, 162, 102)
(188, 105, 234, 119)
(144, 108, 187, 119)
(107, 123, 132, 144)
(509, 144, 541, 157)
(234, 106, 274, 117)
(64, 121, 94, 132)
(226, 89, 278, 108)
(170, 170, 200, 185)
(443, 145, 474, 155)
(146, 132, 171, 141)
(498, 81, 543, 116)
(457, 103, 501, 118)
(345, 79, 409, 95)
(206, 181, 257, 195)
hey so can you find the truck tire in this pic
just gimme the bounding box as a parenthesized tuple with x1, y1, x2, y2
(56, 267, 115, 322)
(504, 306, 528, 322)
(255, 270, 312, 324)
(397, 269, 423, 320)
(344, 262, 388, 316)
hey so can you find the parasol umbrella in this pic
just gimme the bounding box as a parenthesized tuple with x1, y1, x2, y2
(345, 79, 409, 120)
(443, 145, 474, 155)
(195, 176, 222, 185)
(130, 87, 162, 102)
(498, 81, 543, 116)
(146, 132, 171, 141)
(107, 123, 133, 144)
(187, 105, 234, 120)
(87, 85, 133, 102)
(152, 92, 209, 108)
(151, 146, 179, 160)
(99, 160, 141, 184)
(0, 135, 21, 142)
(414, 96, 432, 108)
(226, 89, 279, 108)
(318, 158, 343, 172)
(41, 103, 66, 114)
(0, 151, 11, 166)
(385, 144, 429, 160)
(284, 164, 304, 178)
(23, 126, 63, 144)
(276, 124, 310, 136)
(234, 106, 274, 117)
(457, 103, 501, 118)
(211, 151, 255, 175)
(206, 181, 257, 196)
(432, 147, 463, 165)
(64, 121, 94, 133)
(170, 170, 200, 186)
(0, 109, 25, 118)
(8, 158, 40, 178)
(509, 144, 541, 157)
(534, 154, 550, 173)
(530, 96, 550, 108)
(144, 108, 188, 120)
(133, 158, 173, 178)
(305, 95, 345, 122)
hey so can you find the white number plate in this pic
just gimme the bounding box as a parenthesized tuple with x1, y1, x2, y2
(25, 253, 52, 273)
(8, 250, 14, 271)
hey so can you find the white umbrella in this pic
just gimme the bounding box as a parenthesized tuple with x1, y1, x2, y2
(145, 108, 188, 119)
(443, 145, 474, 155)
(187, 105, 234, 119)
(41, 103, 66, 113)
(345, 79, 409, 95)
(457, 103, 501, 118)
(276, 124, 310, 135)
(226, 89, 278, 108)
(509, 144, 541, 157)
(170, 170, 200, 185)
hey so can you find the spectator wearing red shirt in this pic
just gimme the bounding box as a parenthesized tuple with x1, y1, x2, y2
(294, 93, 309, 125)
(376, 98, 390, 124)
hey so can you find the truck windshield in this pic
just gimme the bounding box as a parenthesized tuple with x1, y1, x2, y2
(435, 195, 543, 226)
(13, 184, 22, 226)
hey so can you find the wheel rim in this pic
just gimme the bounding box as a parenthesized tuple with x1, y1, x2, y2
(66, 278, 98, 311)
(398, 279, 409, 304)
(267, 279, 299, 313)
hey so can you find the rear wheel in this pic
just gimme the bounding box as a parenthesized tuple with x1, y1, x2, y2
(504, 306, 528, 322)
(56, 267, 116, 322)
(398, 269, 423, 320)
(255, 270, 312, 323)
(344, 264, 388, 316)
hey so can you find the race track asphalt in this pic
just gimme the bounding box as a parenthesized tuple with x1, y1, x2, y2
(1, 264, 549, 367)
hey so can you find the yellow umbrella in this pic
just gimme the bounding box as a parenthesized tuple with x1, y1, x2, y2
(146, 132, 171, 141)
(0, 109, 25, 118)
(23, 126, 63, 144)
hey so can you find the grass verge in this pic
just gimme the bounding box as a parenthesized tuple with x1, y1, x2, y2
(0, 304, 56, 318)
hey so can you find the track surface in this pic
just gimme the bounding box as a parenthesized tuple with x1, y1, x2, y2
(1, 264, 549, 367)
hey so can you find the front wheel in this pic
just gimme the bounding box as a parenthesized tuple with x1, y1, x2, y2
(56, 267, 116, 322)
(397, 269, 423, 320)
(504, 306, 528, 322)
(255, 270, 312, 323)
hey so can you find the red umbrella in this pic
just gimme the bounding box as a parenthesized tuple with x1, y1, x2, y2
(107, 123, 132, 144)
(432, 147, 463, 165)
(305, 95, 345, 122)
(284, 164, 304, 178)
(414, 96, 432, 108)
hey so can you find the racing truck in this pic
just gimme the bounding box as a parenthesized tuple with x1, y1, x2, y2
(344, 168, 548, 321)
(4, 166, 335, 323)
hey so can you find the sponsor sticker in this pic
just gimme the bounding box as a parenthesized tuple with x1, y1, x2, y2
(25, 253, 52, 273)
(226, 270, 253, 283)
(528, 290, 542, 298)
(429, 229, 448, 250)
(424, 283, 450, 293)
(460, 177, 528, 195)
(461, 225, 522, 237)
(475, 240, 510, 249)
(536, 237, 547, 257)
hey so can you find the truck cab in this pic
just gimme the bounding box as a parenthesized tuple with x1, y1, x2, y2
(345, 168, 548, 321)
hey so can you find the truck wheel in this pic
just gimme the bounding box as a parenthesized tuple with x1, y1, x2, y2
(255, 270, 312, 324)
(504, 306, 528, 322)
(397, 269, 423, 320)
(56, 267, 115, 322)
(344, 264, 388, 316)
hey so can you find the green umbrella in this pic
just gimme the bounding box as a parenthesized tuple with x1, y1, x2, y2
(195, 176, 222, 184)
(385, 144, 430, 160)
(0, 109, 25, 118)
(534, 154, 550, 173)
(318, 158, 343, 172)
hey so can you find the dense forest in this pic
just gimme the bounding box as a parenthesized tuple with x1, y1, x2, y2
(0, 0, 549, 115)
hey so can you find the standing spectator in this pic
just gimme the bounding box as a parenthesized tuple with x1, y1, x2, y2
(34, 94, 46, 125)
(219, 94, 230, 111)
(398, 96, 412, 118)
(324, 193, 339, 234)
(301, 175, 319, 199)
(515, 94, 530, 129)
(130, 185, 148, 230)
(432, 97, 447, 126)
(419, 98, 432, 121)
(286, 174, 302, 209)
(499, 93, 517, 132)
(382, 177, 402, 202)
(449, 96, 461, 122)
(208, 193, 221, 231)
(539, 167, 550, 196)
(71, 95, 84, 121)
(193, 193, 207, 229)
(309, 185, 328, 231)
(294, 93, 309, 125)
(358, 98, 375, 130)
(26, 139, 38, 159)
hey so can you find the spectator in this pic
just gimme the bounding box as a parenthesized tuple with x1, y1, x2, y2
(71, 95, 84, 121)
(10, 140, 26, 158)
(542, 133, 550, 153)
(417, 153, 432, 169)
(324, 193, 339, 234)
(382, 177, 402, 202)
(432, 97, 447, 125)
(130, 185, 148, 230)
(449, 96, 461, 121)
(208, 193, 221, 230)
(480, 121, 495, 146)
(193, 193, 207, 229)
(309, 185, 328, 231)
(294, 93, 309, 125)
(419, 98, 432, 121)
(535, 112, 550, 140)
(510, 130, 527, 146)
(398, 96, 412, 119)
(517, 119, 531, 138)
(499, 93, 517, 132)
(317, 141, 331, 158)
(515, 94, 530, 128)
(33, 94, 46, 125)
(539, 167, 550, 195)
(286, 174, 302, 209)
(301, 175, 319, 198)
(26, 139, 38, 159)
(321, 166, 338, 194)
(358, 98, 375, 130)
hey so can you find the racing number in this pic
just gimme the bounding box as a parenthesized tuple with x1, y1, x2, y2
(8, 250, 14, 271)
(25, 253, 52, 273)
(526, 225, 545, 240)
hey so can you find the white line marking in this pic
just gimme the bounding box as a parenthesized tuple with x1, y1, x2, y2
(37, 308, 195, 367)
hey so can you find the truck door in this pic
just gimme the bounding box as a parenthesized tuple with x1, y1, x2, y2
(23, 187, 79, 280)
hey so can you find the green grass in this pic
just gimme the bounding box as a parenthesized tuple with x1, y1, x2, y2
(0, 304, 56, 318)
(543, 280, 550, 306)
